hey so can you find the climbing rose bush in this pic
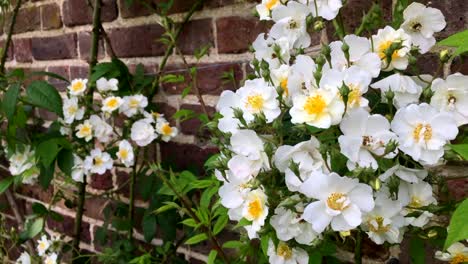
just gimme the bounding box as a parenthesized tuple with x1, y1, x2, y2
(213, 0, 467, 262)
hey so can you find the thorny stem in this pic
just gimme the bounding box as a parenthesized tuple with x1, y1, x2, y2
(148, 0, 205, 102)
(154, 169, 230, 263)
(72, 0, 102, 262)
(0, 0, 21, 73)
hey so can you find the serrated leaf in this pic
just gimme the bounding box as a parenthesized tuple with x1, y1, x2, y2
(445, 198, 468, 249)
(213, 214, 228, 235)
(3, 83, 20, 120)
(0, 177, 13, 194)
(185, 233, 208, 245)
(26, 81, 63, 116)
(438, 30, 468, 56)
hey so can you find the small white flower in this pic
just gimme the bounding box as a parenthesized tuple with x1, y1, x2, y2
(301, 0, 342, 20)
(371, 73, 423, 109)
(398, 181, 437, 227)
(68, 79, 88, 96)
(431, 73, 468, 126)
(120, 94, 148, 117)
(435, 242, 468, 263)
(271, 1, 311, 49)
(117, 140, 134, 167)
(256, 0, 281, 20)
(89, 115, 113, 143)
(62, 96, 84, 124)
(230, 129, 270, 171)
(37, 235, 51, 256)
(216, 90, 241, 134)
(330, 34, 381, 77)
(287, 55, 317, 98)
(71, 155, 85, 182)
(361, 191, 406, 245)
(83, 148, 113, 175)
(391, 103, 458, 165)
(252, 34, 291, 70)
(267, 240, 309, 264)
(131, 119, 157, 147)
(15, 252, 31, 264)
(372, 26, 412, 71)
(8, 146, 36, 176)
(301, 171, 375, 233)
(342, 66, 372, 110)
(44, 253, 58, 264)
(273, 138, 325, 192)
(75, 120, 93, 142)
(242, 189, 269, 239)
(155, 119, 178, 142)
(96, 77, 119, 92)
(237, 78, 281, 123)
(271, 64, 291, 100)
(379, 164, 427, 183)
(339, 108, 397, 170)
(401, 2, 446, 54)
(101, 96, 123, 113)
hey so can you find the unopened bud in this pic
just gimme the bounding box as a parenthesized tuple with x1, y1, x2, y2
(427, 229, 438, 238)
(439, 49, 450, 63)
(313, 20, 325, 31)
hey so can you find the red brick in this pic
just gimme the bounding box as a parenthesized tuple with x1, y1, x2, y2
(47, 213, 91, 243)
(451, 57, 468, 75)
(89, 171, 114, 190)
(78, 31, 106, 62)
(414, 53, 438, 75)
(127, 63, 157, 74)
(177, 19, 214, 55)
(70, 66, 89, 80)
(41, 3, 63, 30)
(216, 16, 270, 54)
(205, 0, 236, 8)
(0, 40, 14, 62)
(47, 66, 70, 92)
(13, 38, 32, 62)
(6, 7, 41, 34)
(31, 34, 78, 60)
(157, 103, 177, 124)
(179, 104, 215, 136)
(63, 0, 117, 26)
(119, 0, 153, 18)
(163, 62, 243, 95)
(447, 178, 467, 200)
(83, 196, 116, 221)
(160, 142, 218, 172)
(108, 25, 166, 57)
(156, 0, 199, 14)
(16, 184, 54, 203)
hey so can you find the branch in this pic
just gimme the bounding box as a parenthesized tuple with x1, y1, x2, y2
(0, 0, 22, 73)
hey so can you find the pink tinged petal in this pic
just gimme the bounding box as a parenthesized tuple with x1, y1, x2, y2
(303, 201, 333, 233)
(348, 184, 375, 212)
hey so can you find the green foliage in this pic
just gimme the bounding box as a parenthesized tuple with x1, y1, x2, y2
(409, 236, 425, 264)
(444, 199, 468, 249)
(438, 30, 468, 56)
(391, 0, 409, 28)
(0, 177, 13, 194)
(26, 80, 63, 117)
(3, 83, 20, 120)
(450, 144, 468, 160)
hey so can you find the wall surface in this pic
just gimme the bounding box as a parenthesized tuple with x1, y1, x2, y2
(0, 0, 467, 262)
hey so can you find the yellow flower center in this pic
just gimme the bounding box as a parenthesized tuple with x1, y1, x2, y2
(451, 254, 468, 264)
(119, 149, 128, 159)
(129, 98, 139, 108)
(161, 123, 173, 136)
(45, 258, 54, 264)
(304, 94, 327, 116)
(247, 198, 263, 219)
(266, 0, 279, 10)
(246, 94, 265, 112)
(378, 40, 400, 60)
(72, 81, 84, 92)
(38, 241, 47, 250)
(105, 98, 119, 109)
(409, 196, 423, 208)
(347, 87, 361, 107)
(68, 105, 77, 115)
(412, 123, 432, 143)
(368, 216, 390, 233)
(280, 78, 289, 96)
(277, 242, 293, 259)
(94, 157, 103, 167)
(327, 193, 349, 211)
(79, 125, 92, 135)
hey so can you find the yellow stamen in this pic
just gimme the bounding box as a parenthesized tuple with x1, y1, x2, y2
(129, 98, 139, 108)
(106, 98, 119, 109)
(368, 216, 390, 233)
(413, 123, 432, 142)
(347, 86, 361, 107)
(327, 193, 349, 211)
(280, 78, 289, 96)
(277, 242, 293, 259)
(304, 94, 327, 115)
(247, 198, 263, 219)
(378, 40, 399, 60)
(450, 254, 468, 264)
(79, 125, 91, 135)
(265, 0, 279, 10)
(72, 81, 84, 92)
(94, 157, 103, 167)
(161, 123, 173, 136)
(246, 94, 265, 112)
(409, 196, 422, 208)
(68, 106, 77, 114)
(119, 149, 128, 159)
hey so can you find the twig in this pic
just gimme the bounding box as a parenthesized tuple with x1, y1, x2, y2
(4, 189, 34, 253)
(0, 0, 22, 73)
(99, 24, 116, 59)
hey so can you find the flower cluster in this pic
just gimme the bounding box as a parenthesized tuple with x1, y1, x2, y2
(16, 234, 62, 264)
(7, 146, 40, 185)
(214, 1, 463, 262)
(58, 77, 178, 183)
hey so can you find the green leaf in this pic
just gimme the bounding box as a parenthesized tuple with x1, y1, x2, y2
(180, 218, 198, 228)
(450, 144, 468, 160)
(26, 80, 63, 116)
(49, 211, 64, 222)
(37, 139, 60, 167)
(153, 202, 179, 215)
(181, 86, 191, 98)
(32, 203, 48, 215)
(185, 233, 208, 245)
(207, 250, 217, 264)
(438, 30, 468, 56)
(223, 240, 243, 249)
(190, 179, 214, 189)
(409, 236, 425, 264)
(39, 163, 55, 189)
(57, 149, 74, 176)
(260, 233, 270, 256)
(26, 217, 44, 239)
(142, 214, 157, 242)
(3, 83, 20, 120)
(309, 251, 323, 264)
(213, 214, 228, 235)
(200, 185, 218, 209)
(0, 177, 14, 194)
(445, 198, 468, 249)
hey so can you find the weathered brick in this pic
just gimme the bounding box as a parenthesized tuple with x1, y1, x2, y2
(177, 19, 214, 55)
(447, 178, 468, 200)
(41, 3, 63, 30)
(451, 57, 468, 75)
(414, 53, 439, 75)
(108, 25, 166, 57)
(180, 104, 215, 136)
(216, 16, 270, 53)
(78, 31, 105, 61)
(13, 38, 32, 62)
(70, 66, 89, 80)
(47, 213, 91, 243)
(163, 62, 243, 95)
(156, 103, 177, 124)
(63, 0, 118, 26)
(160, 142, 218, 172)
(31, 34, 78, 60)
(156, 0, 199, 14)
(83, 196, 115, 221)
(205, 0, 236, 8)
(16, 184, 54, 204)
(47, 66, 70, 92)
(6, 7, 41, 34)
(89, 171, 114, 190)
(0, 40, 14, 62)
(119, 0, 153, 18)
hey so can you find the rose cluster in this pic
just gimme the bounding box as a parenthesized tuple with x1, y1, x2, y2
(213, 0, 467, 263)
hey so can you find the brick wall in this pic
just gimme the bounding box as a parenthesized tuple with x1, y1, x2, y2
(1, 0, 467, 262)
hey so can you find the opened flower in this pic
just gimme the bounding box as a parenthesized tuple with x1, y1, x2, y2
(431, 73, 468, 126)
(75, 120, 93, 142)
(242, 189, 269, 239)
(270, 1, 311, 48)
(371, 73, 423, 109)
(63, 96, 84, 124)
(372, 26, 411, 71)
(267, 240, 309, 264)
(155, 119, 178, 142)
(256, 0, 281, 20)
(83, 148, 113, 175)
(117, 140, 134, 167)
(68, 78, 88, 96)
(101, 96, 123, 113)
(398, 181, 437, 227)
(435, 242, 468, 264)
(120, 94, 148, 117)
(96, 77, 118, 92)
(130, 119, 156, 147)
(37, 235, 51, 256)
